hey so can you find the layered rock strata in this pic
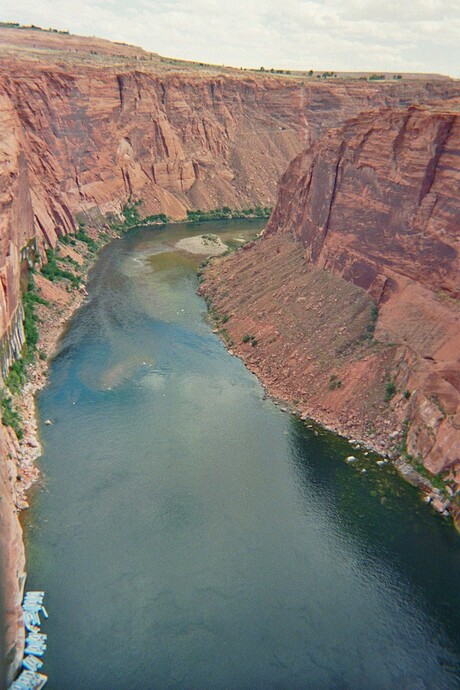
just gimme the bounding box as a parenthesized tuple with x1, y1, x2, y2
(1, 26, 459, 256)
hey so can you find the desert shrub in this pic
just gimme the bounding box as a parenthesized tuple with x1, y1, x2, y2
(41, 249, 80, 287)
(365, 302, 378, 339)
(74, 229, 98, 252)
(329, 374, 342, 390)
(385, 379, 396, 402)
(1, 392, 23, 439)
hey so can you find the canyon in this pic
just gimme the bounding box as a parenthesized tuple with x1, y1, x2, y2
(0, 25, 459, 682)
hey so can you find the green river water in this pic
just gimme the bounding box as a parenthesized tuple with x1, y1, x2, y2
(23, 220, 460, 689)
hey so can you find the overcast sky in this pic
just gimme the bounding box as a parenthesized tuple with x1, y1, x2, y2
(2, 0, 459, 77)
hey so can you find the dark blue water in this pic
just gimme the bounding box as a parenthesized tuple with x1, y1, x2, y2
(24, 221, 460, 689)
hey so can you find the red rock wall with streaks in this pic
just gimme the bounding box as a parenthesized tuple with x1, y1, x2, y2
(265, 104, 460, 477)
(1, 61, 458, 254)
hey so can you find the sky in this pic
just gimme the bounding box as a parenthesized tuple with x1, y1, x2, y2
(2, 0, 459, 77)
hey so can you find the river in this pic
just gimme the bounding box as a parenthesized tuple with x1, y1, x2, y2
(23, 220, 460, 689)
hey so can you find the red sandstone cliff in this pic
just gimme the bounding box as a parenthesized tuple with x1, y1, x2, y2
(266, 103, 460, 473)
(202, 103, 460, 503)
(1, 27, 458, 259)
(0, 91, 32, 681)
(0, 29, 457, 340)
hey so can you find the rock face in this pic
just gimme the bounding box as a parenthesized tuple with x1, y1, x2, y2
(0, 92, 32, 682)
(0, 27, 459, 680)
(266, 103, 460, 475)
(0, 28, 457, 346)
(1, 27, 458, 251)
(0, 426, 26, 684)
(203, 102, 460, 491)
(266, 104, 460, 299)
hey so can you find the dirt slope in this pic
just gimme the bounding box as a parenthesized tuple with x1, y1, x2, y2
(202, 102, 460, 513)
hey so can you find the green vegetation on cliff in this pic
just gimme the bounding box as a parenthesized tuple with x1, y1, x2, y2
(5, 277, 48, 395)
(60, 223, 99, 253)
(109, 201, 270, 231)
(1, 393, 23, 439)
(41, 249, 81, 287)
(109, 200, 169, 232)
(1, 276, 49, 437)
(186, 206, 271, 222)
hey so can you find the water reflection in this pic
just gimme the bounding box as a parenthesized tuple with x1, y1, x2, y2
(289, 416, 460, 662)
(23, 221, 460, 690)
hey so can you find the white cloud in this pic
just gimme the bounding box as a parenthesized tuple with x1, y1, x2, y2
(2, 0, 459, 76)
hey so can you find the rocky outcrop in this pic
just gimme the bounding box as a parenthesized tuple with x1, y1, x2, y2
(202, 102, 460, 503)
(0, 425, 26, 684)
(265, 103, 460, 474)
(0, 92, 33, 683)
(0, 91, 34, 342)
(266, 104, 459, 298)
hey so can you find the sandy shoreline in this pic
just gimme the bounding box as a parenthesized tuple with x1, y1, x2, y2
(175, 234, 228, 255)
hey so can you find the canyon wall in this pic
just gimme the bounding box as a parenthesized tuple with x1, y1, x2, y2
(0, 32, 457, 344)
(265, 103, 460, 474)
(202, 102, 460, 503)
(0, 91, 33, 683)
(1, 30, 458, 242)
(0, 27, 459, 680)
(2, 59, 456, 247)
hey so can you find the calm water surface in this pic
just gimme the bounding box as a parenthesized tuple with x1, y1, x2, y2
(24, 221, 460, 689)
